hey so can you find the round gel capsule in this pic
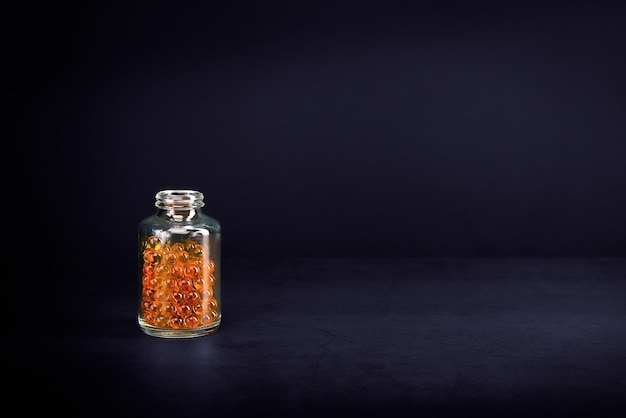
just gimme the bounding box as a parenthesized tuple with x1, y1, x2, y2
(170, 264, 184, 278)
(161, 303, 176, 316)
(200, 314, 213, 325)
(193, 303, 206, 315)
(193, 277, 207, 291)
(154, 314, 168, 327)
(185, 290, 200, 303)
(185, 263, 200, 278)
(171, 242, 185, 253)
(177, 304, 192, 317)
(169, 316, 183, 329)
(207, 297, 218, 310)
(191, 246, 205, 259)
(163, 252, 177, 265)
(184, 315, 199, 328)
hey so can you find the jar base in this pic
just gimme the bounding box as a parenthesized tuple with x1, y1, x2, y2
(138, 318, 221, 338)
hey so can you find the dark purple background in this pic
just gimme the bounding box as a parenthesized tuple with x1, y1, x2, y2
(9, 1, 626, 264)
(5, 2, 626, 416)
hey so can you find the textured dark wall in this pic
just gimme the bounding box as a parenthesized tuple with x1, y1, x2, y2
(8, 1, 626, 263)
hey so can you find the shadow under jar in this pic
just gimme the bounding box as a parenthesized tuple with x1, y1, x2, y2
(137, 189, 221, 338)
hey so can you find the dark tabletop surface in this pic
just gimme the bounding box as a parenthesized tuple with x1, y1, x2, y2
(6, 258, 626, 417)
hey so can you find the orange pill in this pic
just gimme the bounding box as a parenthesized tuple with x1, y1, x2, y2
(154, 264, 168, 277)
(161, 303, 176, 316)
(144, 313, 155, 324)
(177, 278, 192, 290)
(193, 277, 207, 291)
(202, 261, 215, 276)
(149, 302, 160, 314)
(163, 277, 174, 288)
(163, 252, 177, 265)
(169, 316, 183, 329)
(154, 314, 168, 327)
(207, 297, 218, 310)
(184, 263, 200, 278)
(193, 303, 206, 315)
(142, 300, 152, 313)
(185, 290, 200, 303)
(142, 275, 152, 288)
(200, 314, 213, 325)
(142, 288, 155, 300)
(206, 274, 216, 287)
(201, 288, 213, 300)
(178, 252, 189, 263)
(184, 315, 199, 328)
(170, 264, 184, 278)
(142, 264, 154, 276)
(143, 249, 161, 264)
(171, 242, 185, 253)
(177, 304, 192, 317)
(191, 246, 205, 259)
(154, 290, 168, 302)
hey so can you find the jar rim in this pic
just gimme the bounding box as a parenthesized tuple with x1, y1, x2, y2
(155, 189, 205, 209)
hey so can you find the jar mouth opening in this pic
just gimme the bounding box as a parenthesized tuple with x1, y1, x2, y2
(155, 189, 204, 209)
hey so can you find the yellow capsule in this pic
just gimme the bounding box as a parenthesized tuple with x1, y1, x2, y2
(147, 236, 162, 250)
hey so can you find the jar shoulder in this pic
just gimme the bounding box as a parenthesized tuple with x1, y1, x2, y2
(138, 212, 220, 232)
(197, 212, 221, 230)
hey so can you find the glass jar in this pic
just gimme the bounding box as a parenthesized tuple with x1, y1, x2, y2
(137, 189, 221, 338)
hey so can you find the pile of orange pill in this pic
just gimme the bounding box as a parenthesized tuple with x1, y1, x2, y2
(140, 235, 218, 329)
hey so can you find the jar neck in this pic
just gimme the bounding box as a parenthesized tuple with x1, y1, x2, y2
(156, 207, 201, 221)
(154, 189, 205, 221)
